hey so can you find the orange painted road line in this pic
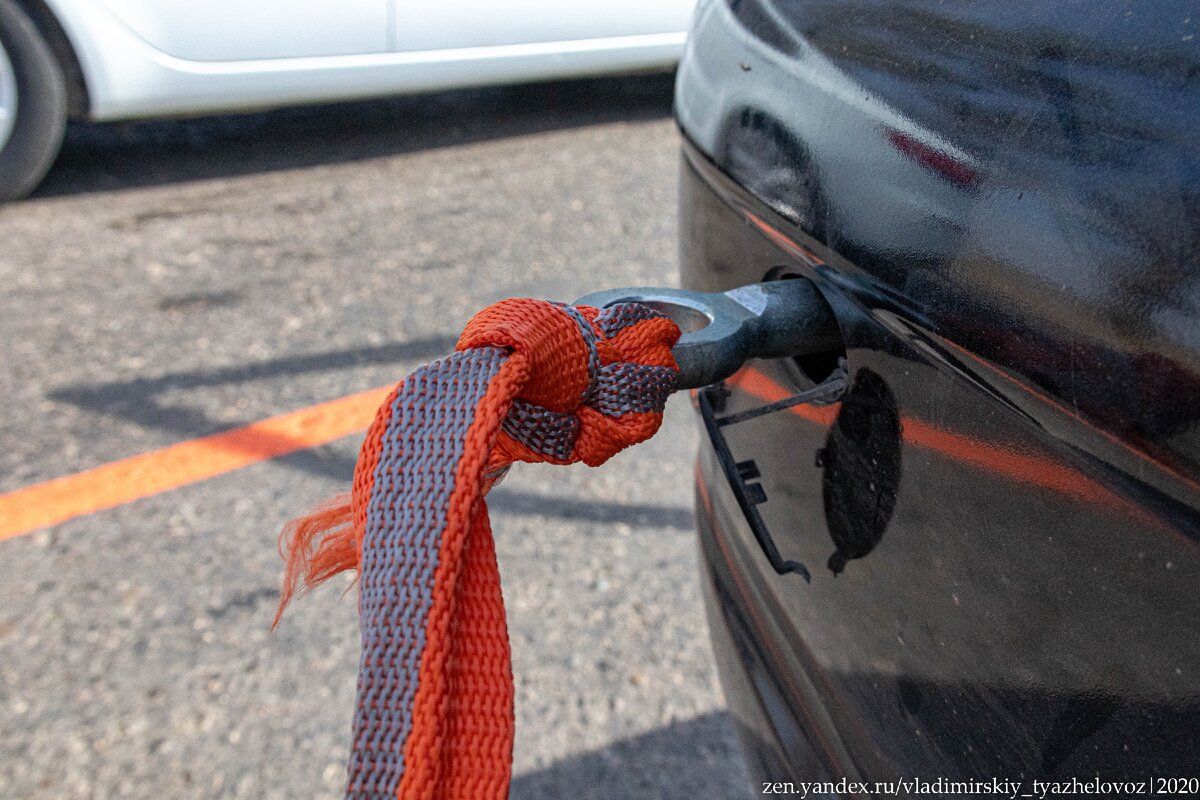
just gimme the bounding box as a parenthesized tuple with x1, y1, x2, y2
(0, 385, 392, 542)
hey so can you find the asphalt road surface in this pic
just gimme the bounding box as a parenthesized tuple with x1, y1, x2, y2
(0, 76, 755, 799)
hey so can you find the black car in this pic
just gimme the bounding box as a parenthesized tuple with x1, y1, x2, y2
(676, 0, 1200, 791)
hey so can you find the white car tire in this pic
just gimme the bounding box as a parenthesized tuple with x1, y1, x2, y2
(0, 0, 67, 202)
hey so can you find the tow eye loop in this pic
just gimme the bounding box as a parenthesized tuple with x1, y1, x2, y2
(273, 280, 840, 799)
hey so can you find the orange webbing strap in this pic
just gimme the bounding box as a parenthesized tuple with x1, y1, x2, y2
(275, 298, 681, 799)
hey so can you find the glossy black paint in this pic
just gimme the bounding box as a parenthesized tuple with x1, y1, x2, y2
(676, 0, 1200, 789)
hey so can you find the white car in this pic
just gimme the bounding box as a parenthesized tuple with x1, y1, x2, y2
(0, 0, 695, 200)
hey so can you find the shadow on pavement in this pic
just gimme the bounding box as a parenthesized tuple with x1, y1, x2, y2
(33, 73, 676, 199)
(49, 336, 460, 406)
(511, 710, 752, 800)
(491, 487, 692, 531)
(50, 334, 694, 529)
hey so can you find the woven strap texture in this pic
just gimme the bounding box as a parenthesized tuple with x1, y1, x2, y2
(280, 298, 680, 800)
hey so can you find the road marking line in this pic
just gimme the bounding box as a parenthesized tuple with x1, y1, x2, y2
(0, 386, 391, 541)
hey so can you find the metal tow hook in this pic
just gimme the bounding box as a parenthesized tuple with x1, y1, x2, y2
(579, 278, 847, 581)
(576, 278, 842, 389)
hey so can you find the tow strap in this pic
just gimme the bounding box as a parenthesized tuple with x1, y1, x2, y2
(274, 297, 682, 799)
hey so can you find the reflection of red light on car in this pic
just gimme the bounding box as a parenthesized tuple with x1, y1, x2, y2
(886, 129, 981, 187)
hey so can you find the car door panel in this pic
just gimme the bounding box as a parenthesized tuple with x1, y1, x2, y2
(394, 1, 695, 52)
(95, 0, 389, 61)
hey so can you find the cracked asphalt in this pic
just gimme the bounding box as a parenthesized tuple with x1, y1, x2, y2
(0, 75, 753, 800)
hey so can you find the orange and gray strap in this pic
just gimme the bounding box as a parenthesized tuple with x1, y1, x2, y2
(275, 297, 681, 799)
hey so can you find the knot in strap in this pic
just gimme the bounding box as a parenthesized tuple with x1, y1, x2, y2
(457, 298, 680, 466)
(277, 297, 681, 800)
